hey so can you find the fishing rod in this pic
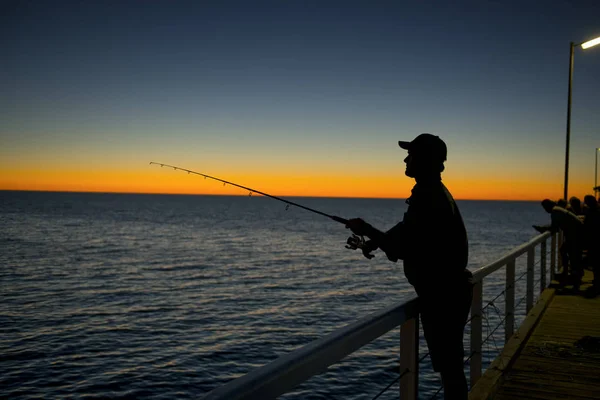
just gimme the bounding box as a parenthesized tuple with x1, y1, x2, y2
(150, 161, 348, 223)
(149, 161, 374, 258)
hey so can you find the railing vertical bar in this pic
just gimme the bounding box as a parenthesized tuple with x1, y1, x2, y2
(526, 248, 535, 312)
(505, 259, 515, 343)
(541, 240, 547, 292)
(551, 232, 557, 279)
(470, 280, 483, 387)
(400, 317, 419, 400)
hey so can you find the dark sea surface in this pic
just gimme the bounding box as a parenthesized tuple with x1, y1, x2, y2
(0, 191, 551, 399)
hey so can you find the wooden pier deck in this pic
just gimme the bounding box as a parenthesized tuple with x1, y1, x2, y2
(471, 270, 600, 400)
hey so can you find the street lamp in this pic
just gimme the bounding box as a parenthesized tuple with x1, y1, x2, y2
(563, 35, 600, 201)
(596, 147, 600, 200)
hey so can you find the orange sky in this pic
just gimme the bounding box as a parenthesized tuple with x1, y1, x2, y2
(0, 165, 591, 201)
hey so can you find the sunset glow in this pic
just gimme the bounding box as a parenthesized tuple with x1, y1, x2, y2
(0, 164, 592, 201)
(2, 3, 599, 201)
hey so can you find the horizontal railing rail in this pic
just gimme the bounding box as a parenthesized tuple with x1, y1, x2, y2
(202, 298, 419, 400)
(202, 231, 556, 400)
(471, 232, 551, 282)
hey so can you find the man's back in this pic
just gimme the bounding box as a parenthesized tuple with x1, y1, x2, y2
(584, 207, 600, 245)
(551, 206, 583, 239)
(401, 179, 469, 290)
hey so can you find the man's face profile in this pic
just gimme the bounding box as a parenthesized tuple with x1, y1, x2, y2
(404, 152, 415, 177)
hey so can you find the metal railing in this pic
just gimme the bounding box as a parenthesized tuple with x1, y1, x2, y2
(202, 231, 556, 400)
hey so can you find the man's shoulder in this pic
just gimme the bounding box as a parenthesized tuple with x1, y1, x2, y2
(552, 206, 581, 220)
(408, 183, 457, 216)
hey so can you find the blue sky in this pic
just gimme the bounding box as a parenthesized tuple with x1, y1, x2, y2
(1, 1, 599, 198)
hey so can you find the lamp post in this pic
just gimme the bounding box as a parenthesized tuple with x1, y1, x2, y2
(596, 147, 600, 200)
(563, 35, 600, 201)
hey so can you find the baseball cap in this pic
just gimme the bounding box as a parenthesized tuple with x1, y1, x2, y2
(398, 133, 447, 162)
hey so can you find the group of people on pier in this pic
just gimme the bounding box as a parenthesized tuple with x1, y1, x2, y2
(533, 195, 600, 296)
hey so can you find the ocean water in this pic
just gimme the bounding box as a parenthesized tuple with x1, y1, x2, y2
(0, 191, 551, 399)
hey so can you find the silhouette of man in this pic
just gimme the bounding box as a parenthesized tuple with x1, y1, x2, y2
(583, 195, 600, 295)
(346, 133, 472, 400)
(569, 196, 583, 216)
(557, 198, 569, 210)
(533, 199, 584, 290)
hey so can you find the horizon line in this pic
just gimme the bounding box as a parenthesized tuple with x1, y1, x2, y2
(0, 188, 545, 202)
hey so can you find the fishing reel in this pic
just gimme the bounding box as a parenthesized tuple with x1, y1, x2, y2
(345, 234, 376, 259)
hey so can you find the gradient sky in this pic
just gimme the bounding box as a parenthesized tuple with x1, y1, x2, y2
(2, 1, 599, 200)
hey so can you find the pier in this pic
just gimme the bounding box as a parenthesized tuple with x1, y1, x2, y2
(202, 231, 600, 399)
(471, 269, 600, 400)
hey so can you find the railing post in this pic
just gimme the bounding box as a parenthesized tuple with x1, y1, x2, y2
(526, 248, 535, 312)
(541, 240, 547, 292)
(551, 232, 557, 279)
(400, 317, 419, 400)
(505, 259, 515, 343)
(470, 280, 483, 387)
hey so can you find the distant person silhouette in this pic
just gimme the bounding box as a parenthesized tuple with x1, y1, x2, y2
(557, 198, 569, 209)
(569, 196, 583, 216)
(555, 198, 572, 273)
(533, 199, 584, 290)
(345, 133, 472, 400)
(583, 195, 600, 296)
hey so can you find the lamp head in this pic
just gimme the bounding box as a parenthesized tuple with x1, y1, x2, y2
(581, 36, 600, 49)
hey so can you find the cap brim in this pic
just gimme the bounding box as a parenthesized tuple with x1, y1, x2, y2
(398, 141, 411, 150)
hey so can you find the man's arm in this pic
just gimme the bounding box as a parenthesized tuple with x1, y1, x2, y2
(533, 211, 559, 233)
(346, 219, 404, 261)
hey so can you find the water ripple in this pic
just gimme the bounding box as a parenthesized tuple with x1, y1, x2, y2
(1, 192, 548, 399)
